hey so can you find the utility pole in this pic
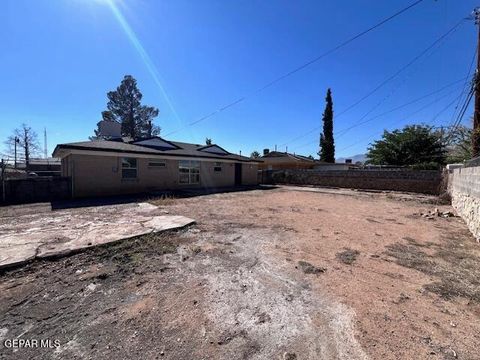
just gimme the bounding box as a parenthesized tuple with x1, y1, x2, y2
(1, 159, 5, 203)
(14, 136, 19, 169)
(44, 128, 48, 159)
(473, 7, 480, 158)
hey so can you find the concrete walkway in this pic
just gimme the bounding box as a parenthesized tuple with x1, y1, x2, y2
(0, 202, 194, 270)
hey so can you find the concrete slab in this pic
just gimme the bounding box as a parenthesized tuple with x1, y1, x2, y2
(0, 202, 194, 270)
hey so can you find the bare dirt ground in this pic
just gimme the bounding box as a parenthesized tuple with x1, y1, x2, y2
(1, 186, 479, 360)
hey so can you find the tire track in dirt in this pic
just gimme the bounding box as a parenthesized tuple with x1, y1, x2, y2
(186, 225, 369, 359)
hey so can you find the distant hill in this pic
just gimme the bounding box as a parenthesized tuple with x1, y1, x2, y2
(336, 154, 367, 164)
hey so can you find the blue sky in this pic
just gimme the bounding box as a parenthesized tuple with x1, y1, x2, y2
(0, 0, 477, 159)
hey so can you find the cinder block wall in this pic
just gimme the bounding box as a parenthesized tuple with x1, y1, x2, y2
(450, 166, 480, 241)
(265, 169, 443, 195)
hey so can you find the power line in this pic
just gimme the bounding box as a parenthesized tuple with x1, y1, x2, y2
(279, 17, 465, 147)
(448, 46, 477, 126)
(335, 77, 469, 138)
(290, 76, 468, 151)
(284, 76, 466, 149)
(165, 0, 428, 136)
(337, 88, 466, 153)
(250, 0, 428, 94)
(294, 85, 464, 153)
(336, 18, 464, 118)
(444, 85, 475, 143)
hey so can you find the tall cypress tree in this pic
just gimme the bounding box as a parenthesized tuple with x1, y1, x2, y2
(319, 88, 335, 163)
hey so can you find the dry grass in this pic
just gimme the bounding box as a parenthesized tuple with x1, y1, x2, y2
(148, 194, 176, 206)
(336, 248, 360, 265)
(297, 260, 326, 274)
(385, 231, 480, 302)
(82, 231, 183, 275)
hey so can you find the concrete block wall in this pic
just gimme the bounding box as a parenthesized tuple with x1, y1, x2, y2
(450, 165, 480, 241)
(265, 169, 443, 195)
(1, 177, 72, 204)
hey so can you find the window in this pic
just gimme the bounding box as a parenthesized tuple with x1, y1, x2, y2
(214, 162, 222, 172)
(121, 157, 137, 179)
(179, 160, 200, 184)
(148, 160, 166, 168)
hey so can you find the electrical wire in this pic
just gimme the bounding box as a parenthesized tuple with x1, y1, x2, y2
(294, 85, 466, 153)
(279, 17, 465, 147)
(447, 47, 477, 128)
(338, 89, 466, 153)
(444, 85, 475, 143)
(165, 0, 428, 136)
(290, 77, 467, 151)
(335, 77, 469, 138)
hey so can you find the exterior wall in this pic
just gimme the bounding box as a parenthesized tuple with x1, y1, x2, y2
(241, 163, 258, 185)
(66, 154, 257, 198)
(313, 164, 352, 171)
(258, 157, 314, 170)
(199, 161, 235, 189)
(263, 169, 442, 195)
(450, 165, 480, 240)
(61, 156, 69, 177)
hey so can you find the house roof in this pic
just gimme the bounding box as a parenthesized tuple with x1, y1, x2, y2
(28, 158, 61, 165)
(261, 151, 315, 162)
(53, 137, 260, 163)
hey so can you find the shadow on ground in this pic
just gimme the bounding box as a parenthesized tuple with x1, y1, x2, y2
(50, 185, 277, 210)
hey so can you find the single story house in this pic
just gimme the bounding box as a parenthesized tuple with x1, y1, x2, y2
(53, 137, 260, 198)
(27, 158, 61, 176)
(259, 150, 315, 170)
(258, 149, 359, 171)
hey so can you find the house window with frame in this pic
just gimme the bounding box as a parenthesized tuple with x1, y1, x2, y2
(121, 157, 137, 179)
(214, 162, 222, 172)
(179, 160, 200, 184)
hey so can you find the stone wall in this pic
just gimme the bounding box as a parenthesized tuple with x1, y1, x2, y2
(263, 169, 443, 195)
(450, 165, 480, 241)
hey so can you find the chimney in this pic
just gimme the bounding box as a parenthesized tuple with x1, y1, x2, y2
(263, 148, 270, 156)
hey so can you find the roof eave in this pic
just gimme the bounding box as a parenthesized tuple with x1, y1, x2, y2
(54, 144, 260, 163)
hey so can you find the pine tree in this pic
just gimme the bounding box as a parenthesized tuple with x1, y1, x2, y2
(319, 88, 335, 163)
(250, 150, 260, 158)
(101, 75, 160, 139)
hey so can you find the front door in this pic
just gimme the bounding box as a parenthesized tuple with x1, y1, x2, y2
(234, 163, 242, 186)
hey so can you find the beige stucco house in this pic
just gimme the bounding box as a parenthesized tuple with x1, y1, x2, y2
(53, 137, 260, 198)
(258, 150, 316, 170)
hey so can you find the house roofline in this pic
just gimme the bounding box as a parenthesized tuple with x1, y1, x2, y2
(130, 136, 182, 150)
(196, 143, 230, 153)
(53, 144, 262, 163)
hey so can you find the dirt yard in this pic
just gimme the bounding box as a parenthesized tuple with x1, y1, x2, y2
(1, 186, 479, 360)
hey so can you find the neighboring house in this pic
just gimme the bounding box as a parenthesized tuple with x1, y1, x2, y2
(258, 149, 358, 171)
(52, 137, 260, 198)
(27, 158, 61, 176)
(259, 150, 315, 170)
(313, 162, 355, 171)
(1, 158, 61, 178)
